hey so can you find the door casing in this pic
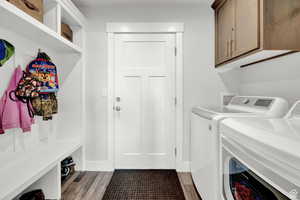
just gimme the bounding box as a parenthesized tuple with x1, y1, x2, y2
(107, 23, 185, 171)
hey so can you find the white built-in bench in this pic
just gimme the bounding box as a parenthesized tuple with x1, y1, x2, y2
(0, 140, 82, 200)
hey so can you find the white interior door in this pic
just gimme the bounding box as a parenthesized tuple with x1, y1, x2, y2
(114, 34, 176, 169)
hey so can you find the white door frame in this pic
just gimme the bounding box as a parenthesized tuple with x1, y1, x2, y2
(107, 23, 185, 171)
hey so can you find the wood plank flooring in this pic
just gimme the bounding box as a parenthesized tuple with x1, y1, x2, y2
(62, 171, 201, 200)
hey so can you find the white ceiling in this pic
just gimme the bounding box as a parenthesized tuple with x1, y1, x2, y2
(72, 0, 211, 7)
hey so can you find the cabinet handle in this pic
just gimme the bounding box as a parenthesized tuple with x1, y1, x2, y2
(230, 40, 234, 57)
(227, 40, 230, 57)
(226, 41, 228, 57)
(231, 27, 235, 55)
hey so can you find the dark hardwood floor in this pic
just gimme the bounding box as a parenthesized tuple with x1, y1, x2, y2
(62, 171, 201, 200)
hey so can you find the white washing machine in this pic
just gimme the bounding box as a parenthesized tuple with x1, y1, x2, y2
(220, 100, 300, 200)
(191, 96, 289, 200)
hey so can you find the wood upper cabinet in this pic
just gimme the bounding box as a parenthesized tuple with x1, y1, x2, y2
(234, 0, 259, 57)
(216, 0, 234, 64)
(213, 0, 300, 68)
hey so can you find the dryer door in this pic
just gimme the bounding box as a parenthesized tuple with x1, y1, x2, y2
(222, 138, 292, 200)
(224, 158, 287, 200)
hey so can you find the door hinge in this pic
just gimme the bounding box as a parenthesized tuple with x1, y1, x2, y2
(175, 47, 177, 56)
(174, 97, 177, 106)
(174, 148, 177, 157)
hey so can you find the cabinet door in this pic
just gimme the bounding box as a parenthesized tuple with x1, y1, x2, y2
(233, 0, 259, 57)
(216, 0, 235, 64)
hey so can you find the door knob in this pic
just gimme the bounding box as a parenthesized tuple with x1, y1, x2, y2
(115, 106, 121, 112)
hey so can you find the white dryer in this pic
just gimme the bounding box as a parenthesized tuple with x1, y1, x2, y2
(220, 100, 300, 200)
(191, 96, 289, 200)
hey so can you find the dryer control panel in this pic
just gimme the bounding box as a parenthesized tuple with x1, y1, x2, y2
(226, 96, 289, 117)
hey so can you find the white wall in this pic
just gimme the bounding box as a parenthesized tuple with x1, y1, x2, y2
(82, 3, 237, 165)
(238, 52, 300, 107)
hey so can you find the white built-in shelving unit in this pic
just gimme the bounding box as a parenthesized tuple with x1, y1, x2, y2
(0, 0, 83, 53)
(0, 0, 86, 199)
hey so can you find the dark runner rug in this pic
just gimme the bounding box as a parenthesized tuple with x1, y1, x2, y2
(102, 170, 186, 200)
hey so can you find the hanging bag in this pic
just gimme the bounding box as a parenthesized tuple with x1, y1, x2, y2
(27, 51, 59, 120)
(31, 93, 58, 121)
(27, 51, 59, 93)
(9, 71, 41, 118)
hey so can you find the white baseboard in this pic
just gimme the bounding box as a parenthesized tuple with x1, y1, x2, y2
(85, 160, 114, 172)
(85, 160, 190, 172)
(176, 161, 190, 172)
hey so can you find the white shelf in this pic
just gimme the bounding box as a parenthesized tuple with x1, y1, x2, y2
(0, 0, 82, 54)
(0, 140, 82, 200)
